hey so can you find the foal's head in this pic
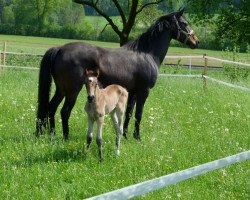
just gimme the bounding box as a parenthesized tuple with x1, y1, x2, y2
(84, 69, 100, 103)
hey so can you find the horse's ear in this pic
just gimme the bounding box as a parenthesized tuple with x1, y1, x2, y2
(177, 7, 185, 17)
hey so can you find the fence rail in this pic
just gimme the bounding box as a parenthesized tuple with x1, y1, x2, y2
(86, 151, 250, 200)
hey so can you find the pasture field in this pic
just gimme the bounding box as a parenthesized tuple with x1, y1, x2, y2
(0, 68, 249, 199)
(1, 34, 250, 62)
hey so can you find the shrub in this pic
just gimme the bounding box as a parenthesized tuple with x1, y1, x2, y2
(223, 46, 250, 82)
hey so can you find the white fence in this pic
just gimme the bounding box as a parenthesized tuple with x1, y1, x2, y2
(86, 151, 250, 199)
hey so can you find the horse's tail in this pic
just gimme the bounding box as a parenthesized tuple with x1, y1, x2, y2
(36, 47, 59, 134)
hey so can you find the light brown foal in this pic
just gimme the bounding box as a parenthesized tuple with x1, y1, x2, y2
(84, 69, 128, 161)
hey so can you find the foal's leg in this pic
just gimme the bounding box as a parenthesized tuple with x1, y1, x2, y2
(86, 116, 94, 151)
(134, 89, 150, 140)
(48, 89, 64, 135)
(60, 92, 79, 140)
(123, 93, 136, 139)
(96, 116, 104, 162)
(111, 112, 121, 156)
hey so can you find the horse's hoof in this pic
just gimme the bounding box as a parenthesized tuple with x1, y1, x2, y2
(133, 134, 141, 141)
(63, 135, 69, 141)
(116, 149, 120, 156)
(99, 158, 104, 162)
(123, 133, 128, 139)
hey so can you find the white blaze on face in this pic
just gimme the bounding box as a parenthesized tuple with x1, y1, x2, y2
(88, 77, 94, 82)
(88, 77, 95, 97)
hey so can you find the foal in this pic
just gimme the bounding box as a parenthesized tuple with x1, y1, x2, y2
(84, 69, 128, 161)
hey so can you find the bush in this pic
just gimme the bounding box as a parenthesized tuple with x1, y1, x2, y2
(98, 26, 119, 43)
(223, 46, 250, 82)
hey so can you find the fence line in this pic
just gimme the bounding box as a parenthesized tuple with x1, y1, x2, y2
(165, 55, 204, 59)
(1, 51, 250, 68)
(4, 51, 43, 57)
(203, 75, 250, 93)
(204, 56, 250, 67)
(0, 65, 39, 70)
(159, 74, 202, 78)
(86, 151, 250, 200)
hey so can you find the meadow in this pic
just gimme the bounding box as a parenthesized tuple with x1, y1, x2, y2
(0, 36, 249, 199)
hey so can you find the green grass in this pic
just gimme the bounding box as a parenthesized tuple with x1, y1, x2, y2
(0, 69, 249, 199)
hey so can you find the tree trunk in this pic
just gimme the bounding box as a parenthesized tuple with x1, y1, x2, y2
(119, 33, 129, 46)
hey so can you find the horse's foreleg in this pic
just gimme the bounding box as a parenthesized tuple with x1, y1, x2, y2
(123, 93, 136, 139)
(86, 116, 94, 151)
(48, 90, 64, 135)
(96, 116, 104, 162)
(60, 93, 78, 140)
(134, 89, 150, 140)
(111, 112, 121, 156)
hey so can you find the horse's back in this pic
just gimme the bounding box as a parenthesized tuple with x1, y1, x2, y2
(53, 42, 105, 95)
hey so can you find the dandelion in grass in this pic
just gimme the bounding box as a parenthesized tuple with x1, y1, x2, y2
(30, 104, 36, 112)
(221, 169, 227, 176)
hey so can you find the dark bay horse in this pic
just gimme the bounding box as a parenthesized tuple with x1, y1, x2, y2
(36, 9, 199, 140)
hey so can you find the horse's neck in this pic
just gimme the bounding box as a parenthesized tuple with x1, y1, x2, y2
(149, 31, 172, 66)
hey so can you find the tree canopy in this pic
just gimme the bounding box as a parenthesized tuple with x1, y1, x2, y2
(187, 0, 250, 50)
(73, 0, 164, 46)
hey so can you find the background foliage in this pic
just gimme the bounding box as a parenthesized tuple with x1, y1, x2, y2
(0, 0, 249, 50)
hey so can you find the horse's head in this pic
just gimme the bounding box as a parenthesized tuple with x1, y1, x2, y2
(170, 9, 199, 49)
(84, 69, 99, 103)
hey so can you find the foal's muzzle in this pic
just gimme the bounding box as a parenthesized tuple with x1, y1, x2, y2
(87, 95, 95, 103)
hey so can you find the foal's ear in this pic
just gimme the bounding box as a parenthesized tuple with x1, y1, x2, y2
(95, 69, 100, 78)
(84, 69, 89, 77)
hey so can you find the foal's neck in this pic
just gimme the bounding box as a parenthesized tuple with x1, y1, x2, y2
(94, 85, 103, 102)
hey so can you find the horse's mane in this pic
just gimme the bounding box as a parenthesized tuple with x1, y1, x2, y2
(123, 12, 176, 52)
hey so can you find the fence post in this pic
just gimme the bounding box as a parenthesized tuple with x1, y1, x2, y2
(3, 41, 7, 66)
(203, 54, 208, 91)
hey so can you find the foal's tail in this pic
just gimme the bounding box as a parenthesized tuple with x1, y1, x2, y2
(36, 47, 59, 134)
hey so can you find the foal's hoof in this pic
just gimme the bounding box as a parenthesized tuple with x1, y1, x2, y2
(99, 158, 104, 163)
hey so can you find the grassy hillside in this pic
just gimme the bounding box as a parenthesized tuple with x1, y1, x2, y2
(0, 69, 249, 199)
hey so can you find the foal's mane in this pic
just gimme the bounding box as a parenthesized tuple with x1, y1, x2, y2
(123, 12, 176, 52)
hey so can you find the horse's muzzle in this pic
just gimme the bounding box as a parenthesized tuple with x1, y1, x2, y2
(87, 95, 95, 103)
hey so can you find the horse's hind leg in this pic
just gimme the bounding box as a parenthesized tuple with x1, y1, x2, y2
(60, 92, 79, 140)
(123, 93, 136, 139)
(49, 89, 64, 135)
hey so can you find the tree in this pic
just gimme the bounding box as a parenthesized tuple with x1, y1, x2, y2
(30, 0, 59, 31)
(73, 0, 163, 46)
(187, 0, 250, 50)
